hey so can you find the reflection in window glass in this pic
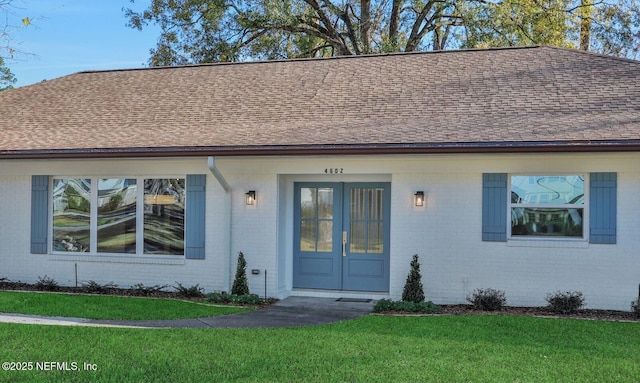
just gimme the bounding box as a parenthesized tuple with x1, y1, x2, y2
(144, 179, 185, 255)
(53, 179, 91, 252)
(97, 179, 137, 253)
(299, 187, 334, 252)
(510, 175, 584, 238)
(349, 188, 384, 254)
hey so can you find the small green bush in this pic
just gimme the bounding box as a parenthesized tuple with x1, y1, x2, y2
(546, 291, 584, 314)
(131, 283, 169, 296)
(82, 280, 118, 294)
(373, 299, 439, 313)
(231, 252, 250, 296)
(207, 291, 264, 305)
(174, 282, 205, 298)
(631, 298, 640, 318)
(35, 275, 59, 291)
(467, 288, 506, 311)
(402, 254, 425, 303)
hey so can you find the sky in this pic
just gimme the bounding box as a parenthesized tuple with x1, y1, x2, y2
(4, 1, 161, 88)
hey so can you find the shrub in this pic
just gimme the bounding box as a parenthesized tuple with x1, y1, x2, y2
(174, 282, 205, 298)
(467, 288, 506, 311)
(631, 298, 640, 318)
(231, 293, 263, 305)
(208, 291, 232, 304)
(373, 299, 439, 313)
(131, 283, 169, 296)
(546, 291, 584, 314)
(82, 280, 118, 294)
(402, 254, 425, 303)
(231, 252, 250, 296)
(35, 275, 59, 291)
(207, 291, 264, 305)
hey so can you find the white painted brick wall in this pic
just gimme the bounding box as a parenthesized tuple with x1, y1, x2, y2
(2, 153, 640, 310)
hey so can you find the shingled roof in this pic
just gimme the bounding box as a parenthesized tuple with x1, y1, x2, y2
(1, 45, 639, 159)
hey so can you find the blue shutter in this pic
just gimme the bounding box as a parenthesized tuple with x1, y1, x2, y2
(589, 172, 616, 244)
(185, 174, 206, 259)
(482, 173, 507, 242)
(31, 175, 49, 254)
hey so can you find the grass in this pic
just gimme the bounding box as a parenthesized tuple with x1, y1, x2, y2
(0, 315, 639, 382)
(0, 291, 249, 320)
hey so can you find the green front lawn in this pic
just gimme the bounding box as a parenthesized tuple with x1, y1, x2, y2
(0, 291, 248, 320)
(0, 315, 639, 382)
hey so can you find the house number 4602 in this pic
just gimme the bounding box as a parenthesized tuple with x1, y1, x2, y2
(324, 168, 344, 174)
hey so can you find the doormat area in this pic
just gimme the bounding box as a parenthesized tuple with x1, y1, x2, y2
(335, 298, 373, 303)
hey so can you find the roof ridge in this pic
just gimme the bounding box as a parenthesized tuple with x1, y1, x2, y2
(74, 45, 545, 77)
(538, 45, 640, 64)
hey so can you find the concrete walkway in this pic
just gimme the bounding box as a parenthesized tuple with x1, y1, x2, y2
(0, 297, 376, 329)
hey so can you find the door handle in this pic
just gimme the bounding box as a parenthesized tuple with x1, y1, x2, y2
(342, 231, 347, 257)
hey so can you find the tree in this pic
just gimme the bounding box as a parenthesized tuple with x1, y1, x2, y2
(461, 0, 640, 58)
(126, 0, 640, 65)
(1, 0, 34, 89)
(0, 57, 16, 90)
(402, 254, 425, 303)
(231, 251, 250, 295)
(125, 0, 465, 65)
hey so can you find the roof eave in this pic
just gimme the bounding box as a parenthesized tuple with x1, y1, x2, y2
(2, 140, 640, 160)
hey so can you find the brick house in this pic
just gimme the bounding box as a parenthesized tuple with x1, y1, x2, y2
(1, 45, 639, 310)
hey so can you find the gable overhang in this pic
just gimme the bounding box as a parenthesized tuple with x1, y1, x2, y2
(2, 140, 640, 160)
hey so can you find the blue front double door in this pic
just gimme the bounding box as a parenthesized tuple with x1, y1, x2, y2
(293, 182, 391, 292)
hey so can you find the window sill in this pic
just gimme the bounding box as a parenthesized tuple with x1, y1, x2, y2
(507, 238, 589, 249)
(48, 253, 186, 265)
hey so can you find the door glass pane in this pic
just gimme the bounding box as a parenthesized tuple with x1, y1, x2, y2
(317, 188, 334, 219)
(350, 221, 366, 253)
(317, 220, 333, 252)
(349, 187, 385, 254)
(97, 178, 137, 254)
(369, 188, 383, 220)
(300, 220, 316, 251)
(143, 178, 185, 255)
(300, 188, 316, 219)
(367, 221, 384, 253)
(350, 188, 366, 220)
(53, 179, 91, 252)
(299, 187, 333, 252)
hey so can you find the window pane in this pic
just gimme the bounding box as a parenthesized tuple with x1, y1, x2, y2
(300, 188, 316, 219)
(511, 176, 584, 205)
(511, 208, 583, 237)
(350, 221, 366, 253)
(144, 179, 185, 255)
(367, 221, 384, 253)
(317, 220, 333, 252)
(53, 179, 91, 252)
(317, 188, 334, 219)
(300, 220, 316, 251)
(97, 179, 137, 254)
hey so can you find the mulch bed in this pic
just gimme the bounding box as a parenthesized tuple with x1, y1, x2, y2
(2, 280, 638, 321)
(388, 304, 639, 322)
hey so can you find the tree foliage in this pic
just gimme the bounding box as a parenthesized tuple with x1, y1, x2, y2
(402, 254, 425, 303)
(461, 0, 640, 57)
(2, 0, 35, 89)
(0, 56, 16, 90)
(231, 251, 250, 296)
(125, 0, 466, 65)
(126, 0, 640, 65)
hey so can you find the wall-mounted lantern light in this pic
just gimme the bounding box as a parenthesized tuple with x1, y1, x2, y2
(245, 190, 256, 205)
(414, 191, 425, 207)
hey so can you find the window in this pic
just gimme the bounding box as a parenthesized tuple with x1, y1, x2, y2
(509, 175, 585, 238)
(482, 172, 616, 244)
(52, 177, 185, 255)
